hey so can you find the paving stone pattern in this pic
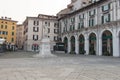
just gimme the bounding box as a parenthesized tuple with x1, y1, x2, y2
(0, 51, 120, 80)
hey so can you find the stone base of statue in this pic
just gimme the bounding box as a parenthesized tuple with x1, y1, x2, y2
(34, 37, 56, 58)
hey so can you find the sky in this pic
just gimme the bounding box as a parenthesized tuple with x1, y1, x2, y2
(0, 0, 71, 24)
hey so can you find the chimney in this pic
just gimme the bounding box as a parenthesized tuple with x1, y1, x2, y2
(1, 16, 4, 19)
(5, 17, 7, 19)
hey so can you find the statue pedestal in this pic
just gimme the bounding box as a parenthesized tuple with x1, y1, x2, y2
(34, 37, 56, 58)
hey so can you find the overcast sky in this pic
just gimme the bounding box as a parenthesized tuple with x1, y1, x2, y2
(0, 0, 71, 24)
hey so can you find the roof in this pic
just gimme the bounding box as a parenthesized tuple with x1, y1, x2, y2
(0, 18, 18, 23)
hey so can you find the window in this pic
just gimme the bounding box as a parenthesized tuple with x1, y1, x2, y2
(12, 26, 14, 30)
(37, 21, 39, 25)
(79, 14, 84, 19)
(12, 32, 14, 36)
(11, 38, 14, 42)
(54, 36, 58, 41)
(89, 18, 94, 27)
(71, 17, 75, 24)
(33, 21, 36, 25)
(54, 29, 58, 33)
(1, 25, 3, 29)
(2, 31, 5, 35)
(48, 28, 50, 33)
(78, 22, 84, 29)
(33, 27, 39, 32)
(33, 21, 39, 25)
(101, 14, 110, 24)
(89, 9, 96, 16)
(33, 35, 38, 41)
(5, 32, 8, 35)
(5, 25, 7, 29)
(54, 23, 57, 27)
(102, 4, 110, 12)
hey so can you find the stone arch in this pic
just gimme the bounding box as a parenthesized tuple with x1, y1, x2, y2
(89, 33, 97, 55)
(100, 29, 113, 38)
(102, 30, 113, 56)
(79, 34, 85, 54)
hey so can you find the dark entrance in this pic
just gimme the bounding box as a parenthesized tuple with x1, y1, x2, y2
(71, 36, 75, 53)
(79, 34, 85, 54)
(89, 33, 96, 55)
(64, 37, 68, 53)
(102, 30, 113, 56)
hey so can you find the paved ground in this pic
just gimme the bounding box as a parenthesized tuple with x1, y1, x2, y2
(0, 51, 120, 80)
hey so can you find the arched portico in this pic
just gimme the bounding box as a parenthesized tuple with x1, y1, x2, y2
(89, 33, 96, 55)
(102, 30, 113, 56)
(79, 34, 85, 54)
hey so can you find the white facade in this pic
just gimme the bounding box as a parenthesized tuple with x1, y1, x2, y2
(58, 0, 120, 57)
(23, 14, 58, 52)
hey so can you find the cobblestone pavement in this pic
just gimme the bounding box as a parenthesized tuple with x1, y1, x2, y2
(0, 51, 120, 80)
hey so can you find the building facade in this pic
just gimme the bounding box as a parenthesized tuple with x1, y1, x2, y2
(58, 0, 120, 57)
(16, 24, 24, 49)
(23, 14, 59, 52)
(0, 17, 17, 45)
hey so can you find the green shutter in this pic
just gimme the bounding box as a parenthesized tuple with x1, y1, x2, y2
(83, 14, 84, 19)
(102, 16, 104, 24)
(92, 19, 94, 26)
(89, 11, 91, 16)
(73, 25, 75, 30)
(89, 20, 90, 26)
(102, 6, 104, 12)
(94, 9, 96, 15)
(78, 23, 80, 29)
(108, 14, 110, 22)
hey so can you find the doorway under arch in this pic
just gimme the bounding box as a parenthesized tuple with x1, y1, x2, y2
(102, 30, 113, 56)
(89, 33, 96, 55)
(64, 37, 68, 53)
(70, 36, 75, 53)
(79, 34, 85, 54)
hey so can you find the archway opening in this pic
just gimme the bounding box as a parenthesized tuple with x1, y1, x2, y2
(70, 36, 75, 53)
(64, 37, 68, 53)
(102, 30, 113, 56)
(89, 33, 96, 55)
(79, 34, 85, 54)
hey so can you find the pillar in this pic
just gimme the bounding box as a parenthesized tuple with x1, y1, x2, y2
(85, 35, 89, 55)
(98, 37, 102, 56)
(68, 38, 71, 53)
(113, 34, 119, 57)
(75, 35, 79, 54)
